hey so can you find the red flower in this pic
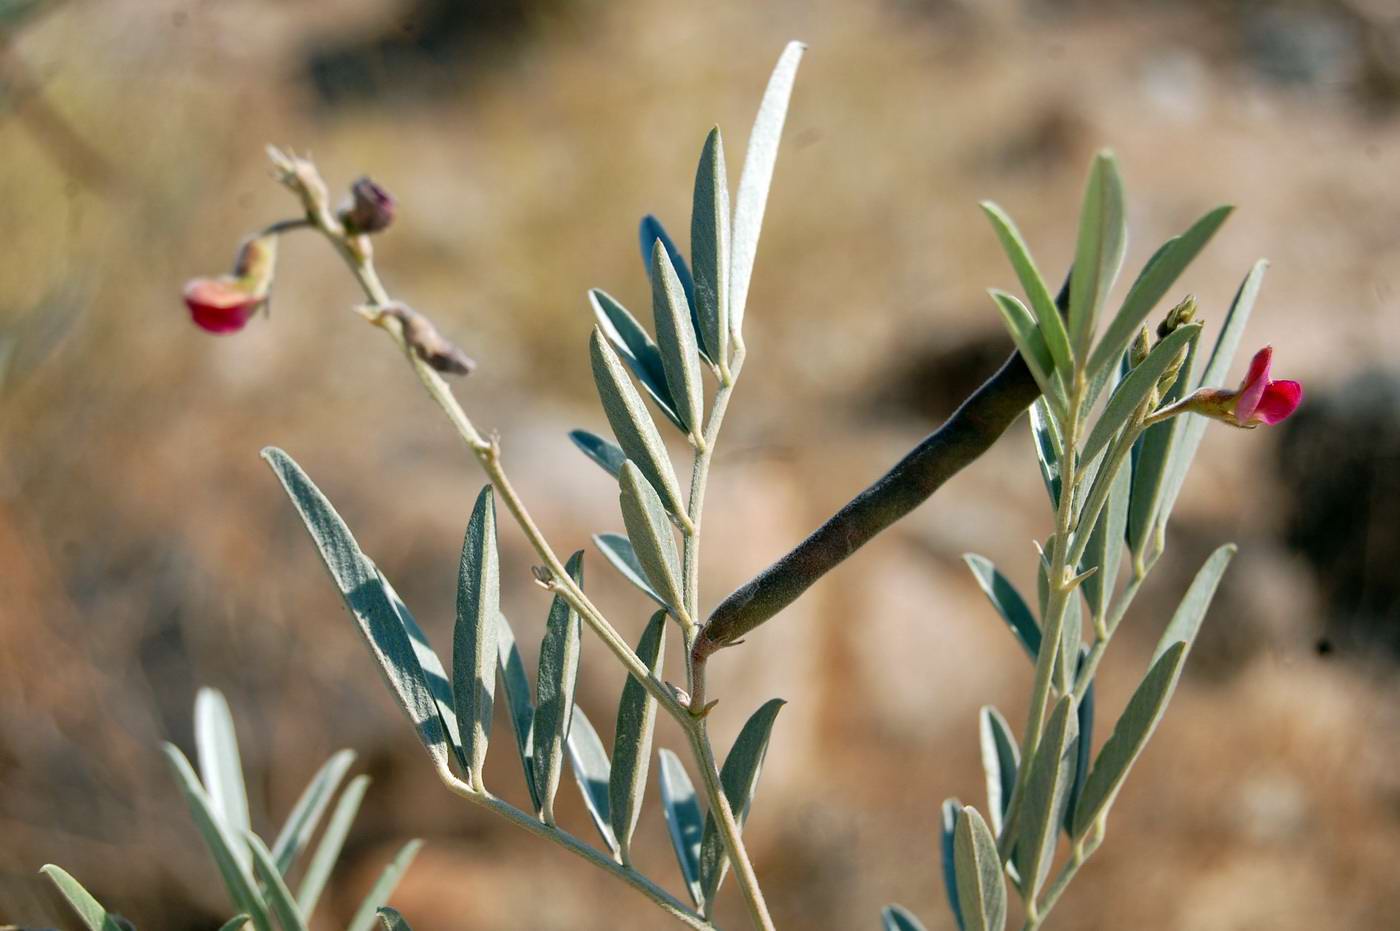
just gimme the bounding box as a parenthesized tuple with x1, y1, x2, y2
(1152, 345, 1303, 429)
(183, 277, 265, 334)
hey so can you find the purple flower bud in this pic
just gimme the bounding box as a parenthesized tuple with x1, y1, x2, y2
(339, 176, 396, 234)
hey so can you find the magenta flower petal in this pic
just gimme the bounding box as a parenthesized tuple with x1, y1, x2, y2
(1234, 345, 1273, 422)
(1252, 379, 1303, 425)
(184, 277, 262, 334)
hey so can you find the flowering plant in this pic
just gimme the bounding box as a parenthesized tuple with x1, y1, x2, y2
(52, 40, 1300, 931)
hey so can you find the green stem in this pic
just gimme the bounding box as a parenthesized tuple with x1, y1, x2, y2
(442, 774, 713, 929)
(1022, 816, 1105, 930)
(1071, 549, 1160, 704)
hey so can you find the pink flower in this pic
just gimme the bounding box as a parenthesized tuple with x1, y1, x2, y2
(1153, 346, 1303, 429)
(183, 277, 265, 333)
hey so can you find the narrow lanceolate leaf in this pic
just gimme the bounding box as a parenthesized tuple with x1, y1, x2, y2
(590, 328, 689, 524)
(1126, 337, 1199, 560)
(388, 579, 466, 771)
(1029, 399, 1062, 508)
(639, 215, 709, 364)
(1152, 545, 1236, 664)
(40, 865, 125, 931)
(162, 745, 272, 931)
(566, 706, 618, 855)
(609, 612, 668, 863)
(939, 799, 965, 931)
(989, 289, 1057, 399)
(246, 834, 309, 931)
(699, 699, 786, 903)
(617, 462, 687, 619)
(345, 840, 423, 931)
(981, 202, 1073, 378)
(569, 429, 626, 479)
(195, 688, 252, 870)
(454, 485, 500, 787)
(650, 239, 705, 434)
(271, 748, 356, 876)
(535, 551, 585, 823)
(978, 707, 1019, 837)
(1154, 262, 1268, 533)
(592, 532, 666, 608)
(377, 907, 413, 931)
(590, 288, 686, 431)
(881, 904, 930, 931)
(495, 616, 541, 814)
(658, 748, 705, 908)
(1087, 205, 1233, 404)
(1016, 695, 1079, 901)
(263, 448, 451, 772)
(964, 554, 1041, 659)
(1079, 457, 1130, 622)
(730, 40, 804, 338)
(1065, 652, 1095, 835)
(1073, 642, 1189, 837)
(296, 774, 370, 918)
(1079, 323, 1202, 467)
(692, 127, 731, 369)
(1068, 151, 1128, 360)
(953, 807, 1007, 931)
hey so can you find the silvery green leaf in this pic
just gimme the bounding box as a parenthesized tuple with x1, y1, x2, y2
(1029, 399, 1062, 507)
(978, 707, 1019, 837)
(964, 554, 1040, 659)
(953, 807, 1007, 931)
(39, 865, 127, 931)
(692, 127, 731, 370)
(1087, 205, 1232, 405)
(387, 578, 466, 771)
(263, 448, 451, 772)
(609, 611, 667, 863)
(617, 462, 686, 618)
(699, 699, 785, 904)
(639, 215, 709, 364)
(980, 202, 1073, 378)
(1079, 323, 1202, 468)
(881, 904, 930, 931)
(246, 833, 308, 931)
(569, 429, 626, 479)
(590, 288, 686, 432)
(270, 748, 355, 876)
(590, 329, 689, 523)
(495, 616, 541, 814)
(377, 907, 412, 931)
(1065, 651, 1095, 835)
(592, 532, 666, 609)
(535, 551, 585, 823)
(296, 774, 370, 917)
(1152, 544, 1236, 664)
(454, 485, 500, 786)
(988, 289, 1062, 414)
(1072, 642, 1189, 837)
(1016, 695, 1078, 900)
(1068, 151, 1128, 359)
(162, 745, 272, 931)
(1154, 262, 1267, 535)
(1126, 337, 1199, 560)
(657, 748, 704, 908)
(195, 688, 252, 871)
(650, 240, 704, 434)
(566, 705, 618, 855)
(218, 917, 251, 931)
(345, 840, 422, 931)
(1078, 455, 1130, 622)
(730, 40, 804, 338)
(939, 799, 965, 931)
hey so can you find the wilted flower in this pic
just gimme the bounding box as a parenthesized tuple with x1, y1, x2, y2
(183, 233, 278, 334)
(1152, 345, 1302, 428)
(338, 177, 396, 234)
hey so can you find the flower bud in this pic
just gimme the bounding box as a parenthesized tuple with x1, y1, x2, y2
(1129, 327, 1151, 368)
(1157, 295, 1198, 338)
(338, 176, 396, 235)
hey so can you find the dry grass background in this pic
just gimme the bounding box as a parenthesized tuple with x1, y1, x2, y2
(2, 0, 1399, 928)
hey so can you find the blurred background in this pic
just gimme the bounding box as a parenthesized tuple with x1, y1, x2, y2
(3, 0, 1399, 928)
